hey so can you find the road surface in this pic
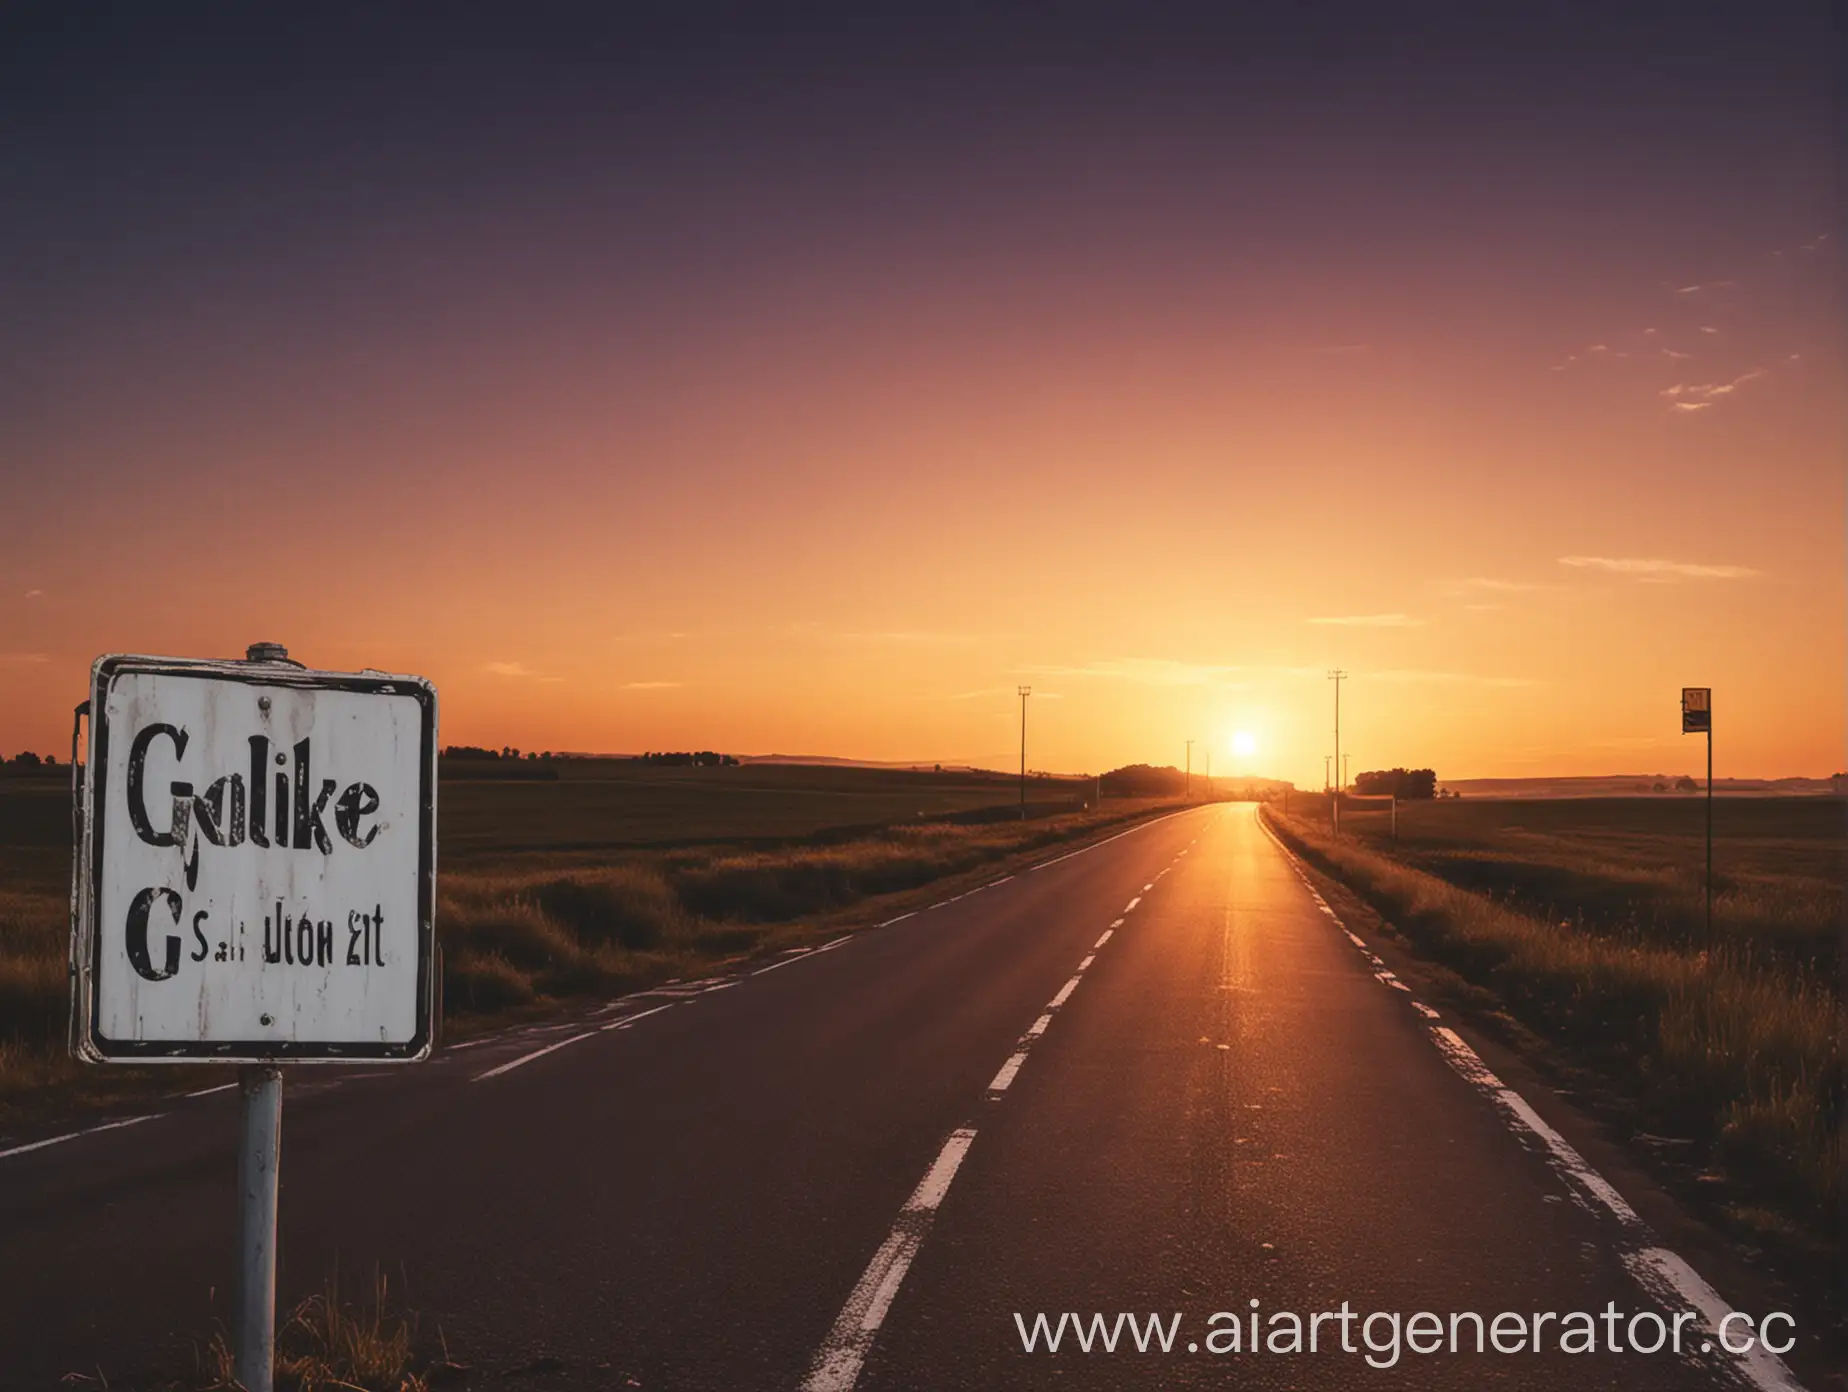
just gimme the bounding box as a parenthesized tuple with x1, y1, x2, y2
(0, 804, 1806, 1389)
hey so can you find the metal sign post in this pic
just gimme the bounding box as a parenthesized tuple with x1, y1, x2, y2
(70, 644, 438, 1392)
(1682, 688, 1713, 938)
(237, 1065, 283, 1389)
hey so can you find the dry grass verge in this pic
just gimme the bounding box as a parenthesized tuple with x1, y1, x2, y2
(139, 1270, 453, 1392)
(1264, 805, 1843, 1245)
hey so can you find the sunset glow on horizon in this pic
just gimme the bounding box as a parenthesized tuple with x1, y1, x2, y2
(2, 5, 1840, 787)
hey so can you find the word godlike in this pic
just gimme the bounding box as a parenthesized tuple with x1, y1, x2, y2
(126, 726, 382, 854)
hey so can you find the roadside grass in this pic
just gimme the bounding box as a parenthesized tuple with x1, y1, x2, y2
(1314, 794, 1842, 978)
(1264, 800, 1844, 1250)
(435, 804, 1176, 1019)
(161, 1270, 444, 1392)
(0, 786, 1181, 1128)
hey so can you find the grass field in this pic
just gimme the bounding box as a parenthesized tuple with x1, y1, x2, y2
(439, 760, 1094, 863)
(0, 764, 1170, 1127)
(1267, 793, 1843, 1267)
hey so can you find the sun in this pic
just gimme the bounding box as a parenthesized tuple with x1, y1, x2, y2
(1231, 731, 1258, 758)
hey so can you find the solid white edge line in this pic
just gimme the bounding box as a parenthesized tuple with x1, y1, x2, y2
(813, 935, 853, 952)
(1256, 808, 1809, 1392)
(752, 950, 813, 976)
(472, 1029, 599, 1081)
(599, 1002, 677, 1032)
(185, 1082, 238, 1097)
(800, 1129, 977, 1392)
(0, 1113, 159, 1162)
(876, 912, 916, 927)
(1624, 1247, 1807, 1392)
(1025, 806, 1198, 873)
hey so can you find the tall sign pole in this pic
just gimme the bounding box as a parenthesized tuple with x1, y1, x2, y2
(1017, 686, 1031, 820)
(1682, 687, 1713, 939)
(1184, 739, 1193, 801)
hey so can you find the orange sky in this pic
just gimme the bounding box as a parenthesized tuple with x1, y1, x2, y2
(2, 6, 1840, 786)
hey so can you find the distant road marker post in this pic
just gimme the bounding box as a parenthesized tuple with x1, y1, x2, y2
(1017, 686, 1031, 819)
(71, 643, 438, 1392)
(1682, 687, 1713, 938)
(1327, 670, 1347, 835)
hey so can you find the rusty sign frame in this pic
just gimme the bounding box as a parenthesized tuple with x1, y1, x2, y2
(71, 654, 438, 1063)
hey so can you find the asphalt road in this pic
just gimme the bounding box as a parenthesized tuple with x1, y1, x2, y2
(0, 805, 1807, 1390)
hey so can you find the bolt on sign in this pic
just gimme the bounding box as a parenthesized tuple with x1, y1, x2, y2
(1681, 687, 1712, 734)
(71, 655, 437, 1062)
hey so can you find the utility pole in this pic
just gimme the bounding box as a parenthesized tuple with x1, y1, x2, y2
(1017, 686, 1031, 819)
(1343, 753, 1351, 789)
(1324, 755, 1331, 792)
(1204, 749, 1212, 801)
(1328, 670, 1347, 836)
(1185, 739, 1193, 800)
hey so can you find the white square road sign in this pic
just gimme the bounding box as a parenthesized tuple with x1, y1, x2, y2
(72, 655, 437, 1063)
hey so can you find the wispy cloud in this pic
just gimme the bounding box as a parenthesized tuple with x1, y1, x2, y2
(23, 589, 42, 599)
(1661, 369, 1767, 411)
(1558, 556, 1760, 580)
(1438, 577, 1552, 597)
(1306, 613, 1425, 627)
(484, 660, 565, 683)
(1674, 281, 1734, 295)
(621, 680, 681, 690)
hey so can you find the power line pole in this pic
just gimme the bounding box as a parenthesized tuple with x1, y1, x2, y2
(1343, 753, 1350, 788)
(1328, 670, 1347, 836)
(1017, 686, 1031, 819)
(1185, 738, 1193, 800)
(1324, 754, 1331, 792)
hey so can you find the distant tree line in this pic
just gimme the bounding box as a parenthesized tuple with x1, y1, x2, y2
(0, 750, 60, 776)
(443, 745, 557, 761)
(632, 751, 739, 767)
(1354, 767, 1437, 799)
(1100, 763, 1186, 797)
